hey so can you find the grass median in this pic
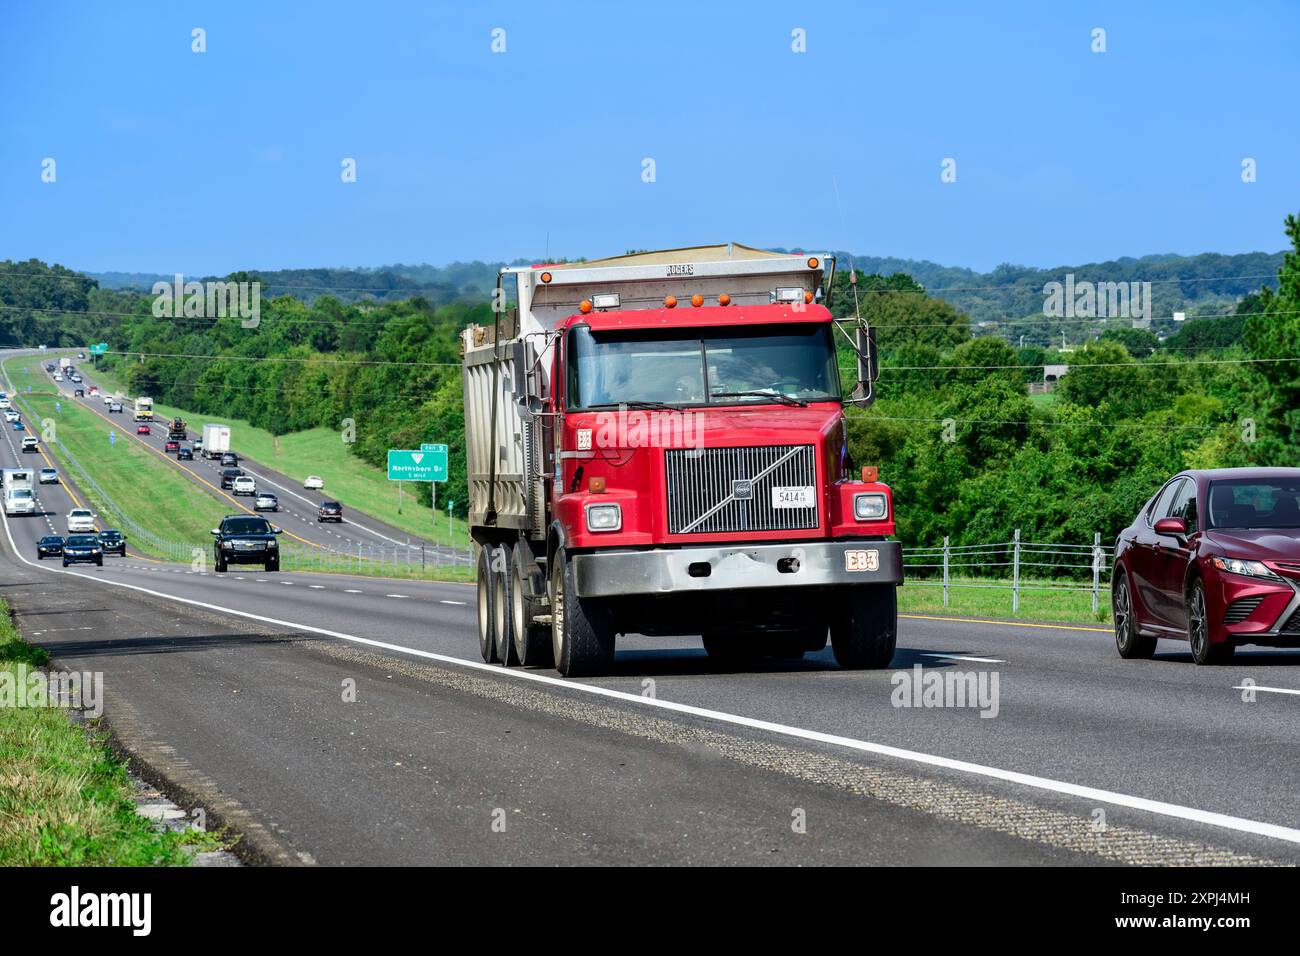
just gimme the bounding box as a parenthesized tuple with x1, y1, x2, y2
(3, 356, 472, 581)
(88, 364, 466, 548)
(0, 598, 223, 865)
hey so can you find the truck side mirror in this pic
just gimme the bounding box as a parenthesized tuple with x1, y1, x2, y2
(849, 325, 879, 408)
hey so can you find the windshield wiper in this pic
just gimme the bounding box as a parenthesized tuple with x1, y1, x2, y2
(584, 400, 678, 411)
(710, 390, 808, 407)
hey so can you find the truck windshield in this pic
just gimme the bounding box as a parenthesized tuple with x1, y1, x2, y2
(568, 324, 841, 409)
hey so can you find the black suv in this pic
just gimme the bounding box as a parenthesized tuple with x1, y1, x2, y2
(220, 468, 244, 489)
(97, 529, 127, 556)
(317, 501, 343, 522)
(212, 515, 282, 572)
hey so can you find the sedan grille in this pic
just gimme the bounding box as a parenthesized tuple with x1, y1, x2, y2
(1280, 608, 1300, 635)
(665, 444, 818, 535)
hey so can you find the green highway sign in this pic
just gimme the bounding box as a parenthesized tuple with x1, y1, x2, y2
(89, 343, 108, 356)
(388, 446, 447, 482)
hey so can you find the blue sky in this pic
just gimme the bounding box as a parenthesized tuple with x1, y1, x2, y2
(1, 0, 1297, 274)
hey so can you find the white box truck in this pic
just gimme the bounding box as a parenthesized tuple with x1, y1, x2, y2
(2, 468, 37, 516)
(59, 357, 72, 371)
(201, 424, 231, 459)
(133, 397, 153, 421)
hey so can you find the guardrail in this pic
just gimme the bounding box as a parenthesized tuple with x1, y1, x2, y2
(903, 529, 1115, 613)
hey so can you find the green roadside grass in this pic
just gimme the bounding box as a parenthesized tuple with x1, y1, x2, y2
(0, 598, 223, 864)
(898, 576, 1112, 626)
(88, 364, 466, 548)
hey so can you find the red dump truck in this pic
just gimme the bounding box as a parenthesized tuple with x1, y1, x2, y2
(461, 244, 900, 676)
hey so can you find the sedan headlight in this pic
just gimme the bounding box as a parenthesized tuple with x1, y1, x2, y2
(585, 502, 622, 532)
(853, 492, 888, 521)
(1211, 556, 1280, 580)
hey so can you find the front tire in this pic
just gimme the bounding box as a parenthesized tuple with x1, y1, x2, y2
(476, 545, 500, 664)
(266, 557, 279, 572)
(550, 549, 614, 677)
(1188, 579, 1234, 665)
(1113, 573, 1156, 659)
(215, 552, 227, 573)
(830, 584, 897, 669)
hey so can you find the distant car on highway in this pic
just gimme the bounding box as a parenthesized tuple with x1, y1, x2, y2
(232, 475, 256, 496)
(21, 436, 37, 452)
(304, 475, 324, 490)
(212, 514, 282, 572)
(66, 508, 96, 533)
(136, 423, 150, 435)
(61, 534, 103, 567)
(192, 438, 203, 453)
(177, 447, 194, 461)
(102, 394, 113, 404)
(74, 388, 84, 397)
(253, 492, 279, 512)
(36, 535, 63, 560)
(220, 452, 239, 467)
(1113, 468, 1300, 665)
(3, 410, 17, 422)
(97, 529, 127, 556)
(164, 439, 179, 453)
(38, 468, 58, 484)
(220, 468, 244, 490)
(317, 500, 343, 522)
(44, 364, 55, 373)
(53, 373, 63, 382)
(12, 420, 24, 431)
(109, 402, 123, 413)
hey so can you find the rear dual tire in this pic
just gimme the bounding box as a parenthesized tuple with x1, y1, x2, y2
(477, 542, 556, 669)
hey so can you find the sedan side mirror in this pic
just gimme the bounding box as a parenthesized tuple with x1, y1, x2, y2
(1153, 516, 1187, 537)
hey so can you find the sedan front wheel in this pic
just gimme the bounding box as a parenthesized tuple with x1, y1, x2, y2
(1188, 579, 1234, 665)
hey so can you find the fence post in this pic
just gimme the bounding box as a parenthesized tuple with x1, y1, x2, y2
(1012, 528, 1021, 613)
(942, 535, 950, 608)
(1092, 531, 1102, 615)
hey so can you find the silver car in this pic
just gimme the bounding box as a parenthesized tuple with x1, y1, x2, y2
(253, 493, 279, 512)
(38, 468, 58, 484)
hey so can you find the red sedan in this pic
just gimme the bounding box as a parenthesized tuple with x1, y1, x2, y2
(1112, 468, 1300, 664)
(136, 424, 150, 435)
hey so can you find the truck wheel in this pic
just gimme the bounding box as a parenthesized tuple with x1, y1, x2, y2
(476, 545, 500, 664)
(215, 553, 227, 573)
(550, 549, 614, 677)
(830, 584, 897, 669)
(266, 557, 279, 572)
(493, 550, 519, 666)
(509, 541, 553, 668)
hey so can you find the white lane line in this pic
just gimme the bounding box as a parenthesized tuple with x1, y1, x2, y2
(343, 588, 363, 593)
(279, 581, 294, 585)
(308, 584, 325, 589)
(2, 503, 1299, 847)
(1234, 684, 1300, 697)
(439, 599, 467, 606)
(920, 653, 1006, 664)
(385, 594, 409, 599)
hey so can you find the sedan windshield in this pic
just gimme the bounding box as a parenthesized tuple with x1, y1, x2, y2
(568, 323, 841, 409)
(1207, 479, 1300, 530)
(66, 535, 98, 546)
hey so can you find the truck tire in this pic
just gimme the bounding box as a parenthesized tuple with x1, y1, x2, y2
(476, 545, 500, 664)
(550, 549, 614, 677)
(509, 541, 553, 668)
(266, 556, 279, 572)
(830, 584, 897, 669)
(493, 551, 519, 666)
(214, 553, 227, 573)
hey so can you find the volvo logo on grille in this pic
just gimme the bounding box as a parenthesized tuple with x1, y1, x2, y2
(732, 479, 753, 499)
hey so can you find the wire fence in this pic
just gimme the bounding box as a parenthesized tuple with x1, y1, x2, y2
(903, 529, 1115, 613)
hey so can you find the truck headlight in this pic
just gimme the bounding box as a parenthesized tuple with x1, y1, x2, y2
(853, 492, 888, 521)
(585, 502, 622, 532)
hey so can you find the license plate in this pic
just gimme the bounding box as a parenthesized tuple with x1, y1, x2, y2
(844, 549, 880, 572)
(771, 486, 814, 509)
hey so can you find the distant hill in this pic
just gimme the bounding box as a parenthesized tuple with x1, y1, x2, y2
(80, 247, 1286, 344)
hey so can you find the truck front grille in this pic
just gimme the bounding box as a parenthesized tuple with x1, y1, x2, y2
(665, 444, 818, 535)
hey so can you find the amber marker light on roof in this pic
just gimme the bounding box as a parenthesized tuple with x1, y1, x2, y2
(579, 299, 593, 314)
(718, 293, 731, 306)
(664, 295, 677, 308)
(690, 294, 703, 307)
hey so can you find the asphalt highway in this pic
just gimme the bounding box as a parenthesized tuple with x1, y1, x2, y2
(4, 355, 1300, 865)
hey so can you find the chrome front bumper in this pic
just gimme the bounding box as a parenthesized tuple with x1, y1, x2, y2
(573, 540, 903, 599)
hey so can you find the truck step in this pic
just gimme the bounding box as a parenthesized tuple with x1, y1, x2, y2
(531, 614, 553, 626)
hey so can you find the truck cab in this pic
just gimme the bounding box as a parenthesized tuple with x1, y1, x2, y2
(462, 245, 899, 677)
